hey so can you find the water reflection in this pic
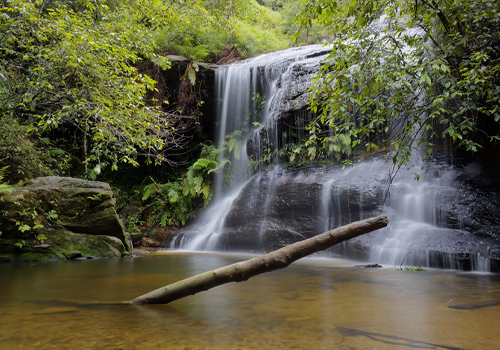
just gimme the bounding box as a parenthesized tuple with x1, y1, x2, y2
(1, 252, 499, 349)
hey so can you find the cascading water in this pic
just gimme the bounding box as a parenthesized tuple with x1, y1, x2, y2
(320, 158, 497, 271)
(171, 45, 332, 250)
(171, 43, 500, 272)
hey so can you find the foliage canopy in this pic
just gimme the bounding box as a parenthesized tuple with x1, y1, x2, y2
(154, 0, 294, 60)
(295, 0, 500, 174)
(0, 0, 213, 178)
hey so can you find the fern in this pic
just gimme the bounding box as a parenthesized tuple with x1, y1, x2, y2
(192, 158, 217, 171)
(160, 209, 171, 227)
(201, 183, 212, 206)
(167, 188, 179, 203)
(141, 183, 156, 201)
(138, 144, 230, 228)
(175, 38, 209, 61)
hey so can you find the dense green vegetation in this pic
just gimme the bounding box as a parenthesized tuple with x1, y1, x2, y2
(0, 0, 317, 232)
(0, 0, 315, 181)
(155, 1, 285, 60)
(294, 0, 500, 177)
(0, 0, 181, 180)
(153, 0, 327, 61)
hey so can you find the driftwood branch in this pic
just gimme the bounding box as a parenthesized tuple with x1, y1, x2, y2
(129, 214, 389, 305)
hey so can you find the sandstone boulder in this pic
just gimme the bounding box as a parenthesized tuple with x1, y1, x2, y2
(0, 176, 130, 261)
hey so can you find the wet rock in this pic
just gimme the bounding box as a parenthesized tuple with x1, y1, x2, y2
(63, 251, 82, 259)
(189, 153, 500, 271)
(220, 168, 325, 251)
(245, 49, 330, 158)
(449, 300, 500, 310)
(128, 232, 144, 244)
(140, 237, 163, 248)
(355, 263, 383, 268)
(336, 153, 500, 270)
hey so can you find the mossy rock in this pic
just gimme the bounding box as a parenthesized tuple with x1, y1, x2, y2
(0, 230, 128, 261)
(0, 176, 130, 261)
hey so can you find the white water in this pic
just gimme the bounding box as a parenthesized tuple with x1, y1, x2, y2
(173, 45, 331, 251)
(377, 179, 492, 271)
(211, 45, 330, 195)
(170, 178, 253, 250)
(320, 158, 493, 271)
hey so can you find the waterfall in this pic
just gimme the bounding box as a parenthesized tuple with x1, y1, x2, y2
(171, 45, 331, 251)
(371, 165, 493, 271)
(170, 44, 499, 272)
(318, 158, 496, 272)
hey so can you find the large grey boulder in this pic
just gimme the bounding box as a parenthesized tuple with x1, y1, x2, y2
(0, 176, 130, 261)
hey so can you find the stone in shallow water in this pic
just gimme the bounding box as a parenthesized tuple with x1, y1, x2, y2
(355, 263, 383, 268)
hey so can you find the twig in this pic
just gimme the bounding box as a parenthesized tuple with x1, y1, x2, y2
(399, 250, 413, 270)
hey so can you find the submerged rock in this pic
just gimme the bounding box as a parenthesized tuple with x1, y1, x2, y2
(355, 263, 383, 268)
(0, 176, 130, 261)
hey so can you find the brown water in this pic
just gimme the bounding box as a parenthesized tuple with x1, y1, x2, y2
(1, 252, 499, 350)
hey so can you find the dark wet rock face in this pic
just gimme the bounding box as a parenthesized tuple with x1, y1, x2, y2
(176, 154, 500, 272)
(220, 172, 324, 251)
(0, 176, 130, 261)
(454, 160, 500, 241)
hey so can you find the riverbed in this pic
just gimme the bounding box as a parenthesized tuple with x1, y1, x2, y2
(1, 252, 499, 349)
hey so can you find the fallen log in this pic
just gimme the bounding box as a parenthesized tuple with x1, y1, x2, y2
(129, 214, 389, 305)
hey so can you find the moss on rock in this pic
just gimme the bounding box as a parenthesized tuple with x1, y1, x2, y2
(0, 176, 130, 261)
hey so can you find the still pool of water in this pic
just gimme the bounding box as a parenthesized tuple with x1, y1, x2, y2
(1, 251, 500, 350)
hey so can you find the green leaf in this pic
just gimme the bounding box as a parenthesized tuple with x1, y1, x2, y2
(16, 222, 31, 233)
(33, 220, 44, 230)
(14, 240, 25, 249)
(45, 210, 58, 221)
(35, 233, 47, 241)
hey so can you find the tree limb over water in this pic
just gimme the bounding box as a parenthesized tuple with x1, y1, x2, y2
(129, 215, 389, 305)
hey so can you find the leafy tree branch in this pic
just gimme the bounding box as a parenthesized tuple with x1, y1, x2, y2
(294, 0, 500, 174)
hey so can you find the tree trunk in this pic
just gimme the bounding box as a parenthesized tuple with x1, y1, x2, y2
(129, 214, 389, 305)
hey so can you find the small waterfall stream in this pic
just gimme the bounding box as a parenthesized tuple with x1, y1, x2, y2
(320, 159, 494, 271)
(171, 45, 499, 272)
